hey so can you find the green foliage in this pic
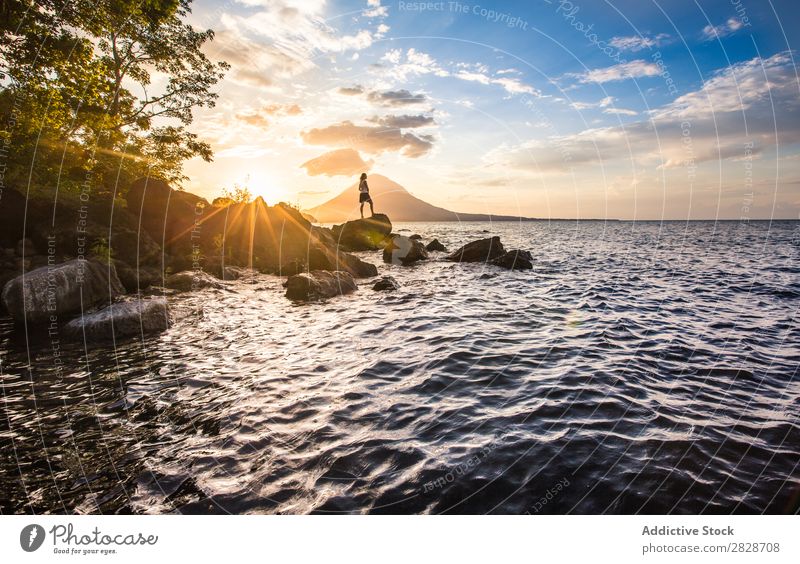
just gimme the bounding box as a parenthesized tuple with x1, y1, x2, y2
(89, 237, 114, 264)
(220, 182, 253, 204)
(0, 0, 229, 193)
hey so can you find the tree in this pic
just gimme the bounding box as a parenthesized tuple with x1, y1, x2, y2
(219, 181, 253, 205)
(0, 0, 229, 192)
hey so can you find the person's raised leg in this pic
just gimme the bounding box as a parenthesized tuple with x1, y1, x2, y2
(369, 200, 374, 216)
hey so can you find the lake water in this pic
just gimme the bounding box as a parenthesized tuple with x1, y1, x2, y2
(1, 220, 798, 514)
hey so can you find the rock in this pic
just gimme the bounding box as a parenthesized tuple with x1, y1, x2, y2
(285, 270, 357, 301)
(15, 238, 36, 257)
(278, 258, 306, 276)
(331, 213, 392, 251)
(425, 239, 447, 252)
(1, 259, 125, 324)
(445, 236, 505, 263)
(383, 235, 428, 266)
(109, 227, 162, 266)
(165, 270, 223, 292)
(372, 276, 400, 291)
(409, 234, 422, 240)
(307, 246, 378, 278)
(126, 178, 210, 262)
(63, 298, 169, 341)
(114, 261, 162, 292)
(222, 266, 253, 280)
(490, 250, 533, 270)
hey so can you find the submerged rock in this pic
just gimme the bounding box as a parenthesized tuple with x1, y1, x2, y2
(383, 235, 428, 266)
(63, 298, 170, 341)
(331, 214, 392, 251)
(409, 234, 422, 240)
(490, 250, 533, 270)
(1, 259, 125, 324)
(372, 276, 400, 291)
(425, 239, 447, 252)
(285, 270, 357, 301)
(165, 270, 223, 292)
(445, 236, 505, 263)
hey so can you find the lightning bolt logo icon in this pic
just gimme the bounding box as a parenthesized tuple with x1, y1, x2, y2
(20, 524, 45, 552)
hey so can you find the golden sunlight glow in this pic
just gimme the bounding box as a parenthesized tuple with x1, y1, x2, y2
(243, 172, 288, 205)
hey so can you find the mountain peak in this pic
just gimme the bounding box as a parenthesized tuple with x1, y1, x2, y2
(306, 175, 533, 223)
(353, 174, 410, 195)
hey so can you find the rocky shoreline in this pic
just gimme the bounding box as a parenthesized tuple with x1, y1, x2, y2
(0, 177, 532, 341)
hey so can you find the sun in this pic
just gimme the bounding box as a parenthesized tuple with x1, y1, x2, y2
(248, 176, 286, 205)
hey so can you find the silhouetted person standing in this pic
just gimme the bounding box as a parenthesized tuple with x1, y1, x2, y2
(358, 172, 374, 218)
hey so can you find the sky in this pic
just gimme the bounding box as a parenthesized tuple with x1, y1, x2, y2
(177, 0, 800, 219)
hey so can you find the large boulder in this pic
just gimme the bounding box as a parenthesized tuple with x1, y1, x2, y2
(383, 235, 428, 266)
(114, 261, 162, 292)
(285, 270, 357, 301)
(165, 270, 224, 292)
(63, 298, 169, 341)
(126, 177, 209, 249)
(490, 250, 533, 270)
(426, 239, 447, 252)
(331, 214, 392, 251)
(445, 236, 505, 263)
(2, 259, 125, 324)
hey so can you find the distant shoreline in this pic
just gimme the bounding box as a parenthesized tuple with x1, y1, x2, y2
(317, 218, 799, 223)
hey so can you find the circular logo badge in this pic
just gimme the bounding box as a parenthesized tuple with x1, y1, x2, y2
(20, 524, 46, 552)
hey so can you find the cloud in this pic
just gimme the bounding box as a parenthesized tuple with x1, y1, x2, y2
(570, 96, 615, 110)
(301, 120, 435, 157)
(301, 148, 373, 176)
(372, 48, 539, 97)
(378, 48, 450, 81)
(609, 34, 669, 52)
(368, 115, 435, 128)
(487, 53, 800, 175)
(212, 30, 311, 87)
(338, 85, 365, 95)
(571, 60, 661, 83)
(234, 103, 302, 128)
(215, 145, 275, 159)
(603, 108, 638, 116)
(364, 0, 388, 18)
(702, 18, 744, 41)
(367, 89, 428, 106)
(212, 0, 385, 87)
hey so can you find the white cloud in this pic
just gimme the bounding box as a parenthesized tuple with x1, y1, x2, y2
(454, 68, 539, 96)
(603, 108, 638, 116)
(702, 18, 744, 41)
(374, 50, 539, 96)
(570, 96, 615, 110)
(378, 48, 450, 81)
(609, 34, 669, 52)
(487, 53, 800, 175)
(364, 0, 388, 17)
(214, 0, 384, 87)
(571, 60, 661, 83)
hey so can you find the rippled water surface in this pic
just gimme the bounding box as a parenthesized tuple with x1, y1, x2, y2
(1, 220, 799, 514)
